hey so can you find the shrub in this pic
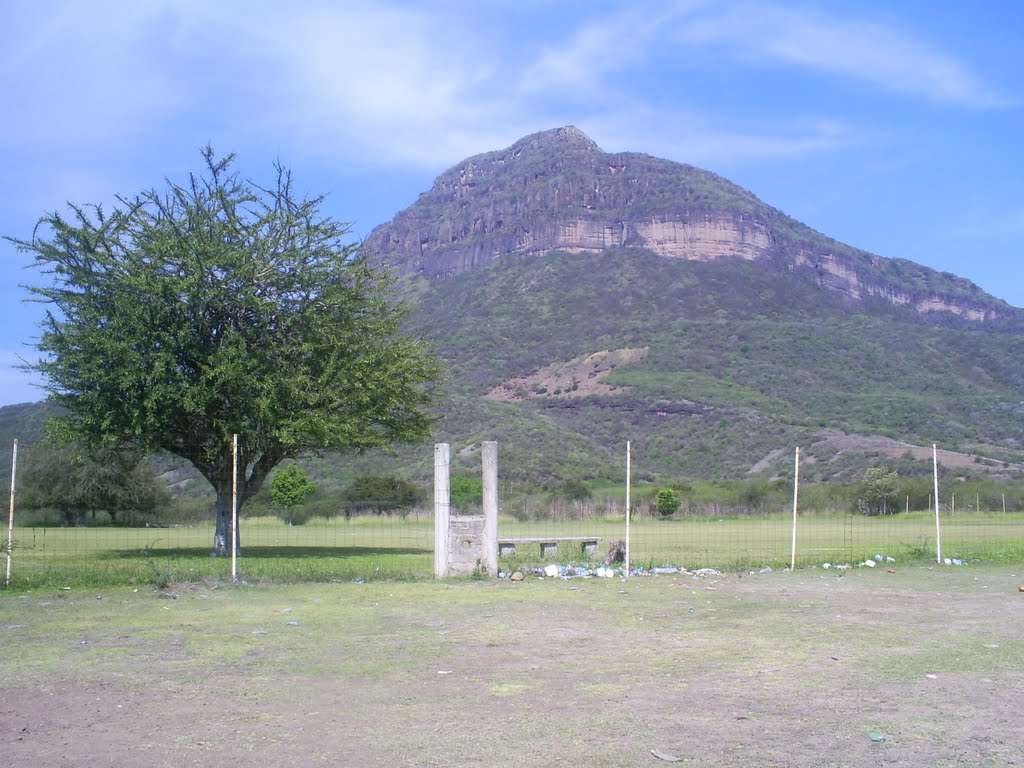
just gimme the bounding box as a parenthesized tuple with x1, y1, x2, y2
(552, 478, 592, 501)
(856, 467, 899, 515)
(449, 475, 483, 509)
(344, 475, 422, 518)
(270, 464, 316, 525)
(655, 488, 681, 518)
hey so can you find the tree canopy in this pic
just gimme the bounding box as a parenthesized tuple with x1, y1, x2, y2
(10, 147, 442, 554)
(857, 467, 899, 516)
(343, 474, 421, 517)
(19, 435, 171, 526)
(270, 464, 316, 525)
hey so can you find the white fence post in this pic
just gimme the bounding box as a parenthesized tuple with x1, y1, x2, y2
(933, 444, 942, 564)
(624, 441, 631, 579)
(231, 434, 239, 582)
(790, 446, 799, 571)
(434, 443, 451, 578)
(5, 439, 16, 588)
(482, 441, 498, 577)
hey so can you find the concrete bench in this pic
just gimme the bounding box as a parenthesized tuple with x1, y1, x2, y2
(498, 536, 602, 559)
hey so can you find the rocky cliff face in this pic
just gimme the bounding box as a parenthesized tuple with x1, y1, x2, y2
(363, 127, 1014, 323)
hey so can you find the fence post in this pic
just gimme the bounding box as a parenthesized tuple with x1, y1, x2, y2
(624, 441, 631, 579)
(482, 441, 498, 577)
(434, 443, 450, 578)
(231, 434, 238, 582)
(933, 444, 942, 564)
(4, 439, 16, 588)
(790, 446, 799, 571)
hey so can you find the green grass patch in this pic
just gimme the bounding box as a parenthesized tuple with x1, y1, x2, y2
(4, 512, 1021, 589)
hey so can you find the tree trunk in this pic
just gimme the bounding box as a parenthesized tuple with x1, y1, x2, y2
(213, 483, 240, 557)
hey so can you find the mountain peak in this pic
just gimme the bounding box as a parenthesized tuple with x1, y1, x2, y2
(508, 125, 601, 155)
(364, 129, 1016, 324)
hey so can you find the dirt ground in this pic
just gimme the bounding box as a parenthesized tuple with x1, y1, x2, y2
(2, 565, 1022, 767)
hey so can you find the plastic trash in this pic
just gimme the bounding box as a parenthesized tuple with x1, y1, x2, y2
(863, 560, 876, 567)
(650, 749, 683, 762)
(287, 620, 299, 626)
(869, 732, 888, 743)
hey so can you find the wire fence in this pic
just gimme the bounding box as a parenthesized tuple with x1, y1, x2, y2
(2, 439, 1023, 589)
(490, 498, 1024, 571)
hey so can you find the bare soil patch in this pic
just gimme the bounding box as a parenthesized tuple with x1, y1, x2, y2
(486, 347, 649, 401)
(802, 429, 1023, 475)
(2, 566, 1022, 767)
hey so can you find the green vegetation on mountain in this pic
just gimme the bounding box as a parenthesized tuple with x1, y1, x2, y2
(394, 247, 1024, 483)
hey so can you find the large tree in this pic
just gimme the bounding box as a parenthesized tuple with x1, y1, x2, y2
(11, 148, 441, 555)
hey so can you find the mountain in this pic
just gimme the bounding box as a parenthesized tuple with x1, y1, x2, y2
(361, 127, 1024, 483)
(364, 126, 1018, 326)
(5, 128, 1022, 490)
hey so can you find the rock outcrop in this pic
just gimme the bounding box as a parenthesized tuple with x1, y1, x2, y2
(363, 126, 1016, 323)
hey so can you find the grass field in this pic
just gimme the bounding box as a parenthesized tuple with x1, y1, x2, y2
(2, 565, 1022, 767)
(4, 512, 1022, 589)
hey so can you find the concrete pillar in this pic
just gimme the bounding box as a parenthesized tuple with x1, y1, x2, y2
(481, 441, 498, 576)
(433, 443, 450, 578)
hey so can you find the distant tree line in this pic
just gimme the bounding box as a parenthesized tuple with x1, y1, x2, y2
(6, 442, 1023, 526)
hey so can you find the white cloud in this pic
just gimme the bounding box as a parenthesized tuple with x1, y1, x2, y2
(0, 0, 1010, 182)
(206, 3, 521, 167)
(671, 2, 1009, 107)
(0, 1, 192, 147)
(519, 8, 658, 95)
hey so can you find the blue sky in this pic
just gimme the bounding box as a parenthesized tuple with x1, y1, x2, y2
(1, 0, 1021, 406)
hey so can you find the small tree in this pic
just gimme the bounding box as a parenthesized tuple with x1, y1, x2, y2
(655, 488, 681, 518)
(270, 464, 316, 525)
(552, 479, 592, 501)
(857, 467, 899, 515)
(740, 480, 772, 514)
(343, 474, 421, 518)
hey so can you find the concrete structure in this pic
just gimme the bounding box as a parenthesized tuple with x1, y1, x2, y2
(434, 441, 499, 578)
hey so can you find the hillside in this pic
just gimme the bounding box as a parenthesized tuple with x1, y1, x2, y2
(359, 128, 1024, 483)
